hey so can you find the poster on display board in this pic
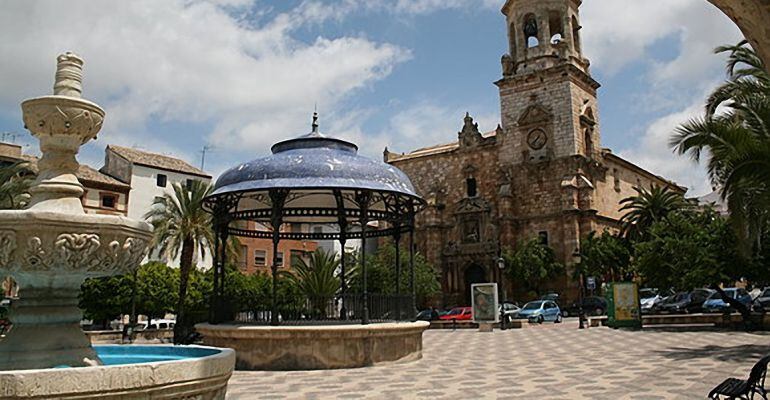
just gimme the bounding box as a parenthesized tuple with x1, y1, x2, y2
(606, 282, 642, 329)
(471, 283, 499, 323)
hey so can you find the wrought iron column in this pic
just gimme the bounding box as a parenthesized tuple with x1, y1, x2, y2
(394, 224, 401, 320)
(334, 190, 348, 320)
(357, 191, 371, 325)
(269, 189, 289, 326)
(216, 225, 229, 323)
(409, 221, 416, 320)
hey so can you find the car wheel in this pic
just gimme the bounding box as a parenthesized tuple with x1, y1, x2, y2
(537, 315, 544, 324)
(555, 314, 563, 323)
(562, 310, 569, 317)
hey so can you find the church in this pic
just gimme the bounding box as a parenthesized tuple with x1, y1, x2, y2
(385, 0, 685, 306)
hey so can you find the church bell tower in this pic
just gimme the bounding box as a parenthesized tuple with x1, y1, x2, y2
(497, 0, 601, 165)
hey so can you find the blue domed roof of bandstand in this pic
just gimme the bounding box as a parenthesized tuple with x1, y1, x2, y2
(211, 116, 420, 200)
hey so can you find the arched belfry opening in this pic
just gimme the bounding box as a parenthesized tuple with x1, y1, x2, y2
(523, 13, 539, 48)
(571, 15, 582, 54)
(549, 11, 564, 44)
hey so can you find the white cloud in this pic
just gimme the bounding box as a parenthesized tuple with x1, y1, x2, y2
(618, 102, 713, 197)
(581, 0, 741, 196)
(370, 101, 499, 156)
(0, 0, 409, 164)
(581, 0, 740, 79)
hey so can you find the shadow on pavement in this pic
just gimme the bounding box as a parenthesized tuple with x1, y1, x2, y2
(655, 343, 770, 362)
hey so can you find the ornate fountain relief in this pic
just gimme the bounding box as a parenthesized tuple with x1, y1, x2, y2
(0, 53, 153, 370)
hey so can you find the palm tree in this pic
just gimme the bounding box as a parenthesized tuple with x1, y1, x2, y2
(671, 41, 770, 251)
(619, 185, 689, 241)
(281, 249, 340, 317)
(144, 180, 213, 343)
(0, 162, 34, 210)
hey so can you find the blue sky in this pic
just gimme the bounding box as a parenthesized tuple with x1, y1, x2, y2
(0, 0, 742, 196)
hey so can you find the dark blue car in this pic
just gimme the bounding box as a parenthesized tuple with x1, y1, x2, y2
(702, 288, 752, 313)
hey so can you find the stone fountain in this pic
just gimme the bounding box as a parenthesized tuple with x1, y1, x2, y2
(0, 52, 151, 369)
(0, 54, 234, 398)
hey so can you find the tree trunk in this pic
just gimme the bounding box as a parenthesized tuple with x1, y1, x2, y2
(173, 238, 195, 344)
(711, 285, 754, 331)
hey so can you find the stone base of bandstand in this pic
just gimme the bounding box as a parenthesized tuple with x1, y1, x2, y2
(196, 321, 430, 370)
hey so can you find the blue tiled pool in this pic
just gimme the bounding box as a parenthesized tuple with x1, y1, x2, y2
(94, 345, 221, 366)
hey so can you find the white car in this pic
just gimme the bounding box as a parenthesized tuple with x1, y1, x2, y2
(499, 302, 521, 320)
(136, 319, 176, 330)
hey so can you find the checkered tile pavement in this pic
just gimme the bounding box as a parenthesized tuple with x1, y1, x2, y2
(226, 320, 770, 399)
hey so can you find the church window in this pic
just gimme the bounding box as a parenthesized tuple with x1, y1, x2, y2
(523, 14, 539, 48)
(584, 127, 593, 157)
(571, 15, 581, 54)
(538, 231, 549, 246)
(549, 11, 564, 44)
(466, 177, 478, 198)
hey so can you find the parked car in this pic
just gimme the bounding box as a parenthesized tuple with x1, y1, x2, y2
(516, 300, 562, 323)
(499, 302, 521, 322)
(561, 296, 607, 317)
(640, 288, 659, 313)
(655, 289, 714, 314)
(439, 307, 473, 321)
(702, 288, 752, 313)
(416, 308, 440, 321)
(136, 319, 176, 330)
(753, 287, 770, 312)
(640, 288, 674, 314)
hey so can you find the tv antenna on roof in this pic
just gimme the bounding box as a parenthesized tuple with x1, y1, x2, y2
(200, 145, 215, 170)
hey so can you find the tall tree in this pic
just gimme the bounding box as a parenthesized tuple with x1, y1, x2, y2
(633, 208, 755, 325)
(671, 40, 770, 252)
(575, 231, 632, 284)
(135, 262, 178, 320)
(502, 239, 564, 298)
(619, 185, 690, 241)
(281, 249, 340, 316)
(348, 242, 440, 306)
(144, 180, 213, 343)
(0, 161, 33, 210)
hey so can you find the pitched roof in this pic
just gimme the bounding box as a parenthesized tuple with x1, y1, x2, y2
(107, 145, 210, 177)
(387, 130, 497, 162)
(0, 151, 129, 190)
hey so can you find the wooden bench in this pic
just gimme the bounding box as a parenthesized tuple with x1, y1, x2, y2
(709, 355, 770, 399)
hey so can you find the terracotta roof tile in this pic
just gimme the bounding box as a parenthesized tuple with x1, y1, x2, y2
(108, 145, 210, 177)
(1, 153, 129, 189)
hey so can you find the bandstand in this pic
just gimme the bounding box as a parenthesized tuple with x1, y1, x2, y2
(196, 115, 430, 370)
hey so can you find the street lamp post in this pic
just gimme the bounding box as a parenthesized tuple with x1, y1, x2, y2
(572, 248, 587, 330)
(496, 256, 506, 330)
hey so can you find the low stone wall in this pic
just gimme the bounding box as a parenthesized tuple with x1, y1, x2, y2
(0, 345, 235, 400)
(196, 321, 429, 371)
(429, 320, 528, 329)
(588, 313, 770, 328)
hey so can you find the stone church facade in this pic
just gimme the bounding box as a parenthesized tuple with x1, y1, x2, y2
(385, 0, 685, 306)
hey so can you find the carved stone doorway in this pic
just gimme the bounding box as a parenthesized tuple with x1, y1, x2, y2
(464, 264, 487, 306)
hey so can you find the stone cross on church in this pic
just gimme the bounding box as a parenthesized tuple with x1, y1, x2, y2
(385, 0, 684, 306)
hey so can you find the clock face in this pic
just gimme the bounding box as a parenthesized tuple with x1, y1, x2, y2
(527, 129, 547, 150)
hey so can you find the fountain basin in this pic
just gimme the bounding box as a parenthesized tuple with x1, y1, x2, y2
(0, 345, 235, 399)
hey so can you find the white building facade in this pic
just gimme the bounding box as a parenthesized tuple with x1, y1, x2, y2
(100, 145, 213, 269)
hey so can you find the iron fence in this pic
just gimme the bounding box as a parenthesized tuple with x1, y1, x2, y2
(231, 293, 415, 325)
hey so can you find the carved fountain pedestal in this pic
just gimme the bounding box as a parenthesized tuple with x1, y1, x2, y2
(0, 53, 153, 370)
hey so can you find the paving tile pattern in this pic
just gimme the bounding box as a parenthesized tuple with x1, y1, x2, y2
(227, 321, 770, 399)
